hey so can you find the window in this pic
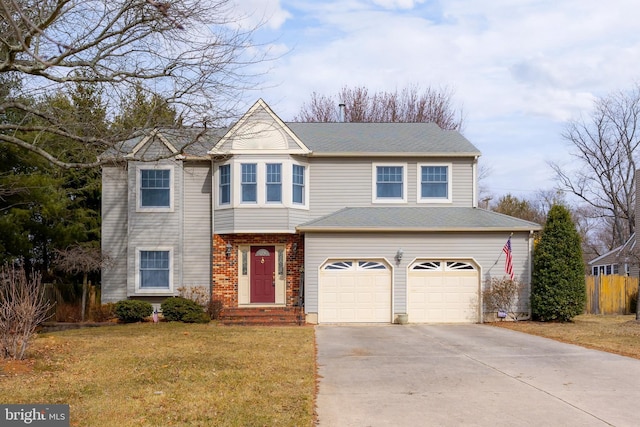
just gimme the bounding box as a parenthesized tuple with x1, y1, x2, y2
(241, 163, 257, 203)
(139, 250, 170, 289)
(140, 169, 170, 208)
(419, 163, 452, 203)
(219, 164, 231, 205)
(293, 164, 305, 204)
(374, 164, 405, 202)
(266, 163, 282, 202)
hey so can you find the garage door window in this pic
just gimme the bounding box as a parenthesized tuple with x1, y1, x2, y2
(324, 261, 353, 270)
(446, 261, 475, 271)
(358, 261, 387, 270)
(411, 261, 442, 271)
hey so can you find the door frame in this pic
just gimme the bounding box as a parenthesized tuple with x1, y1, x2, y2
(237, 243, 287, 306)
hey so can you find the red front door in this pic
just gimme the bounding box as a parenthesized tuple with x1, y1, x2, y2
(250, 246, 276, 303)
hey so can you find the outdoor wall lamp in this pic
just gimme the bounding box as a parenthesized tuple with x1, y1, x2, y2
(225, 243, 233, 259)
(292, 242, 298, 255)
(395, 248, 404, 264)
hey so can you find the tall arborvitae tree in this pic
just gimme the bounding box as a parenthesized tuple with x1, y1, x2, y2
(531, 204, 586, 321)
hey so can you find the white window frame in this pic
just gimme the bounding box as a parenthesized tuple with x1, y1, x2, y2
(134, 247, 174, 294)
(292, 164, 306, 205)
(218, 163, 231, 206)
(136, 165, 174, 212)
(265, 163, 283, 204)
(223, 159, 309, 209)
(372, 162, 407, 204)
(417, 162, 453, 204)
(240, 163, 258, 204)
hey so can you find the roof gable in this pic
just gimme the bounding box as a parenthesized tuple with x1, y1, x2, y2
(209, 99, 311, 155)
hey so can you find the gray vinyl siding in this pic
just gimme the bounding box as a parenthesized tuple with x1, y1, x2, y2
(182, 162, 212, 288)
(214, 207, 308, 233)
(126, 160, 183, 296)
(307, 157, 475, 219)
(304, 231, 533, 318)
(101, 166, 129, 302)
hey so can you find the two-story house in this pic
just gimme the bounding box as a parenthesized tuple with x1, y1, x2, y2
(101, 99, 541, 324)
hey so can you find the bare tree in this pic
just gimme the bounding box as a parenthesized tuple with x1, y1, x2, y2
(54, 244, 111, 321)
(294, 85, 464, 131)
(550, 84, 640, 249)
(0, 265, 52, 360)
(0, 0, 266, 169)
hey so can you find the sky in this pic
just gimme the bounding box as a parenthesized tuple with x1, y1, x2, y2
(231, 0, 640, 201)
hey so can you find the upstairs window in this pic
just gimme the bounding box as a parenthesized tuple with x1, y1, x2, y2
(219, 164, 231, 205)
(419, 164, 452, 203)
(374, 164, 406, 203)
(139, 168, 171, 209)
(266, 163, 282, 203)
(241, 163, 257, 203)
(292, 164, 305, 204)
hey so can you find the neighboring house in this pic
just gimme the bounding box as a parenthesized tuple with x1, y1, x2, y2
(588, 234, 636, 277)
(101, 99, 542, 324)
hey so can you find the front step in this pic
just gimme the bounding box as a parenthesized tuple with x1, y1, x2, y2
(220, 307, 305, 326)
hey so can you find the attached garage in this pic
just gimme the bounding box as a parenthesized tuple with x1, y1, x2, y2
(408, 260, 480, 323)
(318, 259, 392, 323)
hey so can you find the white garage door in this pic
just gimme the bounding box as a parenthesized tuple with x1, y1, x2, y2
(319, 260, 392, 323)
(408, 260, 479, 323)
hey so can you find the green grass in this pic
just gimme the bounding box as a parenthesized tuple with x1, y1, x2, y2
(0, 323, 316, 426)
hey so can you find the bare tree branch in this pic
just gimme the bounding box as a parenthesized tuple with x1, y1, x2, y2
(1, 0, 268, 168)
(550, 84, 640, 249)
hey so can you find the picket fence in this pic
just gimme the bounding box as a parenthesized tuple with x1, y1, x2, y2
(586, 275, 638, 315)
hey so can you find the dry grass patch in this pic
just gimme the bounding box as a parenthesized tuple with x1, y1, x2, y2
(491, 314, 640, 359)
(0, 323, 316, 426)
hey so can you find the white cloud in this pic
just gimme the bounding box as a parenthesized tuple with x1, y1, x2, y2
(245, 0, 640, 197)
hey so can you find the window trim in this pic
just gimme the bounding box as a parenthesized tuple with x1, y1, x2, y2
(417, 162, 453, 204)
(220, 159, 309, 209)
(372, 162, 407, 204)
(240, 163, 258, 204)
(219, 163, 231, 206)
(292, 164, 306, 205)
(136, 165, 174, 212)
(134, 247, 174, 294)
(265, 163, 283, 203)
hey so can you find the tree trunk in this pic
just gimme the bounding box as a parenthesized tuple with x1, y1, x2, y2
(81, 273, 88, 322)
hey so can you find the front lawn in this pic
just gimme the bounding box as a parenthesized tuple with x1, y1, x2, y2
(491, 314, 640, 359)
(0, 323, 316, 426)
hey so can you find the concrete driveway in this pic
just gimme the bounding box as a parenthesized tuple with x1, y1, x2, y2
(315, 324, 640, 427)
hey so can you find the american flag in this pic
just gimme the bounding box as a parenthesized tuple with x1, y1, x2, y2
(503, 237, 514, 280)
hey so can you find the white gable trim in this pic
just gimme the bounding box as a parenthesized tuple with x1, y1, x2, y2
(209, 99, 311, 155)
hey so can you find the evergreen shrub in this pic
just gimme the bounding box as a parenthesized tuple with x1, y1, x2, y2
(161, 297, 209, 323)
(114, 299, 153, 323)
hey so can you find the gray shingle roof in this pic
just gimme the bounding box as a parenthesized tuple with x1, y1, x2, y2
(286, 122, 480, 155)
(297, 207, 541, 232)
(103, 122, 479, 159)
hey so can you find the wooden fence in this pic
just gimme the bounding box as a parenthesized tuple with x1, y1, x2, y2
(586, 275, 638, 315)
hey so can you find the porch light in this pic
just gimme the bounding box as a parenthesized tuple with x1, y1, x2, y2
(225, 243, 233, 259)
(292, 242, 298, 254)
(395, 248, 404, 264)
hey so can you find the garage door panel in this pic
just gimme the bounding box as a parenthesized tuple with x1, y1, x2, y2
(408, 260, 479, 323)
(319, 260, 391, 323)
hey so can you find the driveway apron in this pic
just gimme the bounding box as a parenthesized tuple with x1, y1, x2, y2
(315, 324, 640, 427)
